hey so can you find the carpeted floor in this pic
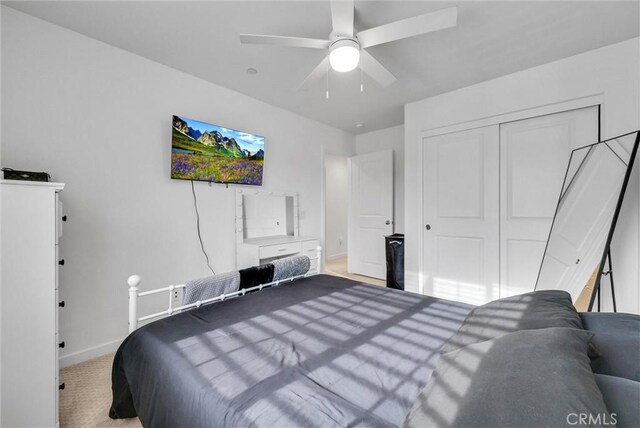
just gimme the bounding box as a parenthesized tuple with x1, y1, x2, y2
(60, 353, 141, 427)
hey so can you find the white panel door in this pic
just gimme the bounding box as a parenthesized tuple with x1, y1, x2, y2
(499, 106, 598, 297)
(349, 150, 393, 279)
(423, 126, 500, 305)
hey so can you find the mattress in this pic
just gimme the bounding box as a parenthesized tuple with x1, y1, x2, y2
(110, 274, 472, 427)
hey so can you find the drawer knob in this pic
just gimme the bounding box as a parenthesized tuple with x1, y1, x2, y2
(59, 341, 65, 349)
(59, 300, 65, 308)
(59, 259, 65, 266)
(59, 383, 65, 390)
(62, 215, 67, 222)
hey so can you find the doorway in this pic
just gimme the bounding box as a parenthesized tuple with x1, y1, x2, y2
(323, 152, 389, 287)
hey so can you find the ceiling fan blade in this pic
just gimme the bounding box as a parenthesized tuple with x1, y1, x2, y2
(359, 50, 396, 87)
(330, 0, 354, 37)
(357, 7, 457, 48)
(240, 34, 330, 49)
(297, 56, 330, 90)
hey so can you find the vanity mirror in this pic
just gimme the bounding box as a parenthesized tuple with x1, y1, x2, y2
(241, 193, 297, 239)
(235, 189, 320, 273)
(535, 131, 639, 311)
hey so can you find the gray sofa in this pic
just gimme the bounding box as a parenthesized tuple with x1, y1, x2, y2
(404, 290, 640, 428)
(581, 312, 640, 428)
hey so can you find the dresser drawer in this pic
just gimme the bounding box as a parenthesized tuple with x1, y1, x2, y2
(259, 242, 301, 259)
(301, 239, 320, 258)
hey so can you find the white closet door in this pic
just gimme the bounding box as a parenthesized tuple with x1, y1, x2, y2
(499, 106, 599, 297)
(423, 126, 500, 305)
(349, 150, 394, 279)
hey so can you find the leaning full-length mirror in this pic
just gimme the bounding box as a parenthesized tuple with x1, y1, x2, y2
(535, 131, 639, 311)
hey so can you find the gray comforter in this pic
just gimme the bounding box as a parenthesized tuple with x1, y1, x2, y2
(110, 274, 472, 427)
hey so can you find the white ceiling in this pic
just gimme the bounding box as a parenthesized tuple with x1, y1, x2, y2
(4, 1, 639, 134)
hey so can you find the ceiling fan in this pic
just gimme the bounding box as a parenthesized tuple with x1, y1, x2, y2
(240, 1, 457, 90)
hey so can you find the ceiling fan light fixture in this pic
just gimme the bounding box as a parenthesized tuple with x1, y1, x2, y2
(329, 39, 360, 72)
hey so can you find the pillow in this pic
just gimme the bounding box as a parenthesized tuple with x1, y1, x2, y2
(442, 290, 583, 353)
(581, 312, 640, 381)
(272, 255, 311, 281)
(404, 328, 611, 428)
(594, 374, 640, 428)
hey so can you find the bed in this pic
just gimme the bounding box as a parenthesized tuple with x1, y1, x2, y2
(111, 269, 639, 427)
(110, 274, 472, 427)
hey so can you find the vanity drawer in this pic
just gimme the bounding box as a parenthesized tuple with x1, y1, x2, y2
(301, 240, 320, 258)
(260, 242, 301, 259)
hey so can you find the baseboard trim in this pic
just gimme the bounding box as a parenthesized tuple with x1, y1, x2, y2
(59, 338, 123, 368)
(326, 252, 347, 261)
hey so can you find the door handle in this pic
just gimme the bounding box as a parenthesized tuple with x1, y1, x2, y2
(385, 220, 392, 225)
(425, 224, 431, 230)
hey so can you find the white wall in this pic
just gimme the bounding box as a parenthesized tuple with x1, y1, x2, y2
(1, 7, 354, 365)
(355, 125, 405, 233)
(405, 38, 640, 313)
(324, 154, 349, 259)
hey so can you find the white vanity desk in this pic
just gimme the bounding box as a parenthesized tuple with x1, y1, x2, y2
(235, 189, 320, 273)
(240, 235, 320, 274)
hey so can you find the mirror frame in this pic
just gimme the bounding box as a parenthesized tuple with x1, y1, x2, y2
(535, 131, 640, 312)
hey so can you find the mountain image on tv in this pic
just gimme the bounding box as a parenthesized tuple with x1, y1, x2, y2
(171, 115, 265, 185)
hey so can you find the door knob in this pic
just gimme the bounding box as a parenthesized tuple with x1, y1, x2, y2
(425, 224, 431, 230)
(59, 383, 65, 390)
(385, 220, 391, 225)
(59, 259, 65, 266)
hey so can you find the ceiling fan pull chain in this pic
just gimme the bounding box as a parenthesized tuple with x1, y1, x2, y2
(360, 67, 364, 92)
(326, 57, 330, 99)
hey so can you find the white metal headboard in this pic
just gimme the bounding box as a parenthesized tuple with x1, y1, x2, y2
(127, 246, 322, 333)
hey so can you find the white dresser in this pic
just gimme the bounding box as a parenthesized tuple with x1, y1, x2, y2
(237, 236, 321, 273)
(1, 180, 65, 427)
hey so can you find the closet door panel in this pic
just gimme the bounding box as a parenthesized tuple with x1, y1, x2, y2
(499, 106, 599, 297)
(423, 125, 500, 305)
(508, 128, 569, 219)
(436, 137, 484, 218)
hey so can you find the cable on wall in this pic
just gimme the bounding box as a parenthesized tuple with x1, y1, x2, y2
(191, 180, 216, 276)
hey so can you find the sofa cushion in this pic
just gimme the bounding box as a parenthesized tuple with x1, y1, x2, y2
(594, 374, 640, 428)
(581, 312, 640, 381)
(442, 290, 583, 353)
(405, 328, 611, 428)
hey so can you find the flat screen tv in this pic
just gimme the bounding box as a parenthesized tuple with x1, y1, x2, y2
(171, 115, 265, 185)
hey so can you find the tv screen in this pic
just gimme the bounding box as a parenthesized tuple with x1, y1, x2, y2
(171, 115, 265, 185)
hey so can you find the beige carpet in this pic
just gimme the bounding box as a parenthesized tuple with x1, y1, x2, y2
(60, 353, 141, 427)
